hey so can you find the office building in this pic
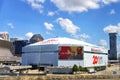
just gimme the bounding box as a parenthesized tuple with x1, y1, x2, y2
(13, 40, 29, 57)
(29, 34, 44, 43)
(109, 33, 117, 60)
(0, 32, 9, 41)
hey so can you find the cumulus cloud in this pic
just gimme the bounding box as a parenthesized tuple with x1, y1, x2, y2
(46, 31, 51, 35)
(25, 0, 45, 13)
(57, 17, 80, 35)
(47, 11, 55, 16)
(99, 39, 107, 47)
(44, 22, 54, 30)
(103, 23, 120, 35)
(7, 23, 14, 28)
(110, 9, 116, 15)
(25, 32, 34, 38)
(79, 33, 90, 40)
(51, 0, 119, 13)
(51, 0, 99, 12)
(102, 0, 118, 4)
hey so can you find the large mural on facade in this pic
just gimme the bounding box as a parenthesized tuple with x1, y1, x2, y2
(59, 46, 83, 60)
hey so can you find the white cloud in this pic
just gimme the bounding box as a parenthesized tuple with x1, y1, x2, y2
(36, 0, 45, 3)
(51, 0, 100, 12)
(47, 11, 55, 16)
(0, 31, 9, 34)
(99, 39, 107, 47)
(46, 31, 51, 35)
(79, 33, 90, 40)
(51, 0, 119, 13)
(103, 23, 120, 35)
(110, 9, 116, 15)
(25, 32, 34, 38)
(57, 17, 80, 35)
(102, 0, 118, 4)
(25, 0, 45, 13)
(44, 22, 54, 30)
(7, 23, 14, 28)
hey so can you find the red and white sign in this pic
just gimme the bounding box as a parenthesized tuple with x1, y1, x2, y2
(92, 56, 98, 64)
(42, 39, 57, 44)
(91, 48, 102, 53)
(92, 55, 103, 64)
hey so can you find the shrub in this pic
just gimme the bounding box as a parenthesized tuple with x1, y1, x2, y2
(82, 67, 88, 72)
(79, 66, 88, 72)
(101, 66, 106, 70)
(72, 65, 88, 73)
(108, 64, 111, 67)
(72, 64, 79, 72)
(94, 66, 106, 71)
(79, 66, 82, 71)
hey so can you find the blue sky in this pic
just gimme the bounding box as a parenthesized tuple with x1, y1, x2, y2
(0, 0, 120, 54)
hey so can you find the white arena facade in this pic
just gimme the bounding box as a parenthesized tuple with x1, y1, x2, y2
(22, 37, 108, 69)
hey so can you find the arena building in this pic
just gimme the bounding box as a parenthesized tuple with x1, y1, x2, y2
(22, 37, 108, 69)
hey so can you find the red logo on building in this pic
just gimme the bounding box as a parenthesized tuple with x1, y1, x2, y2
(92, 56, 98, 64)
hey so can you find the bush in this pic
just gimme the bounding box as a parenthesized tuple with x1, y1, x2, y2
(72, 65, 88, 73)
(108, 64, 111, 67)
(79, 66, 88, 72)
(72, 64, 79, 72)
(101, 66, 106, 70)
(82, 67, 88, 72)
(94, 66, 106, 71)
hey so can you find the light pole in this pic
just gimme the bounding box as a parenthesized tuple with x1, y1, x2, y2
(105, 61, 106, 75)
(118, 54, 120, 71)
(39, 52, 40, 65)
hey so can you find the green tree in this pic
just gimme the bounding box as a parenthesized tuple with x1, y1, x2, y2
(72, 64, 79, 72)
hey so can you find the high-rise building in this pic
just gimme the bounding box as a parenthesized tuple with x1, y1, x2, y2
(0, 32, 9, 41)
(109, 33, 117, 60)
(29, 34, 44, 43)
(13, 40, 29, 57)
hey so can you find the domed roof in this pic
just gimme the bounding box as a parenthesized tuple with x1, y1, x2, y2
(29, 37, 96, 47)
(23, 37, 107, 54)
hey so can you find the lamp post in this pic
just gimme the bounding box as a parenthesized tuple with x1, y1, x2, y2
(105, 61, 106, 75)
(94, 64, 95, 75)
(118, 54, 120, 73)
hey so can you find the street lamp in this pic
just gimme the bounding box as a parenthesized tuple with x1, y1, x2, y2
(118, 54, 120, 71)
